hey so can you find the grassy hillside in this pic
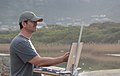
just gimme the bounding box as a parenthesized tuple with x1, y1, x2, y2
(0, 22, 120, 44)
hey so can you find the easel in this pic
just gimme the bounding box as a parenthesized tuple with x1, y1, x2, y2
(34, 25, 84, 76)
(34, 43, 83, 76)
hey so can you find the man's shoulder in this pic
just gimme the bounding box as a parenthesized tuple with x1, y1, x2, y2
(11, 35, 29, 45)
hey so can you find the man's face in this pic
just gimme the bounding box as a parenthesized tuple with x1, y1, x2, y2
(24, 20, 38, 33)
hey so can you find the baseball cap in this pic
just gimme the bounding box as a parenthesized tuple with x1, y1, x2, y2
(19, 11, 43, 23)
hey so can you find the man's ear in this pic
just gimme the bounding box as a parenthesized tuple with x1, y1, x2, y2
(22, 21, 26, 28)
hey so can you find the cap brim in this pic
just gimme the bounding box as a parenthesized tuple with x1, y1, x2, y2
(32, 17, 43, 22)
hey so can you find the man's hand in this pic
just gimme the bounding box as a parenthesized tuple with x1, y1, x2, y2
(61, 52, 69, 62)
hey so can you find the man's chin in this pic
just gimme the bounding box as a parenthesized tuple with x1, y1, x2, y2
(30, 29, 36, 33)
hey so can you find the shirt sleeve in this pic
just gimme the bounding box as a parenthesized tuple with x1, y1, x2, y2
(13, 40, 38, 63)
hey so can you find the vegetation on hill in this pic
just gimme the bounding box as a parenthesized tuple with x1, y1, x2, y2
(0, 22, 120, 44)
(83, 22, 120, 43)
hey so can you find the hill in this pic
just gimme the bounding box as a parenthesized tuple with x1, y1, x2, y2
(0, 22, 120, 44)
(0, 0, 120, 26)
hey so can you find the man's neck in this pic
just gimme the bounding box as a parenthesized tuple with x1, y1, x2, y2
(19, 29, 32, 39)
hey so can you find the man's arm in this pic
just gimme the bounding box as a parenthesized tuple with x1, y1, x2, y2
(28, 52, 69, 67)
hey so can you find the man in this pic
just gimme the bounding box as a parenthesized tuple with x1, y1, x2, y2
(10, 11, 69, 76)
